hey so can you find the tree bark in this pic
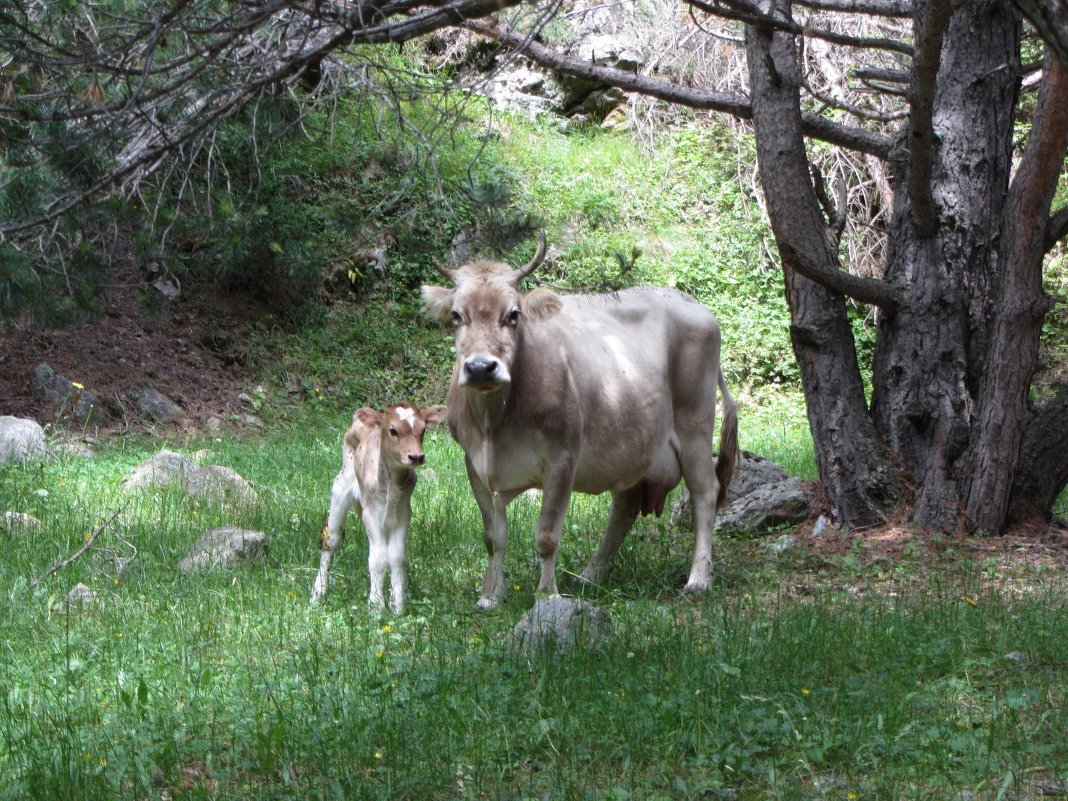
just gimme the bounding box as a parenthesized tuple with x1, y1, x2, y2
(871, 0, 1021, 532)
(745, 1, 900, 528)
(1012, 386, 1068, 521)
(960, 53, 1068, 532)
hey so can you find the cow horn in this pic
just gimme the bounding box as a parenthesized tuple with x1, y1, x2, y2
(514, 230, 547, 283)
(432, 259, 456, 281)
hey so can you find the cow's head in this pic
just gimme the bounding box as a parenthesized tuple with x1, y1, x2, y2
(350, 403, 448, 467)
(421, 233, 562, 392)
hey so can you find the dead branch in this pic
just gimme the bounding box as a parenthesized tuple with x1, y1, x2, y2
(30, 503, 129, 588)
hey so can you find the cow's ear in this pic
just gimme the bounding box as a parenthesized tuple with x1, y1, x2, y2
(352, 408, 381, 440)
(522, 288, 563, 321)
(421, 285, 454, 321)
(423, 405, 448, 428)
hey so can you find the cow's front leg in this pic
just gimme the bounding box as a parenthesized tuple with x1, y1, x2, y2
(386, 513, 410, 614)
(364, 510, 388, 612)
(535, 468, 576, 598)
(311, 469, 358, 603)
(467, 458, 510, 611)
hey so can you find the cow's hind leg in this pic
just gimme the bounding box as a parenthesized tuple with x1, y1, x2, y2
(580, 487, 642, 586)
(311, 470, 359, 603)
(677, 422, 722, 595)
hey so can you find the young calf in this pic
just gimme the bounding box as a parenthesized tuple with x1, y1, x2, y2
(310, 403, 447, 611)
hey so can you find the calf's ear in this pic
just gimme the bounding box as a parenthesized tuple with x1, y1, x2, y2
(351, 408, 382, 440)
(423, 405, 448, 428)
(522, 287, 563, 321)
(421, 285, 454, 321)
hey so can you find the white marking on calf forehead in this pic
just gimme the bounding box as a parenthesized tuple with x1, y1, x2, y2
(394, 406, 417, 426)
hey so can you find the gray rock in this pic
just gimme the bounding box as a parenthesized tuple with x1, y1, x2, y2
(32, 362, 106, 424)
(123, 449, 257, 504)
(130, 387, 182, 421)
(511, 597, 614, 657)
(1, 511, 44, 535)
(179, 527, 268, 573)
(671, 452, 811, 536)
(763, 534, 799, 554)
(0, 416, 46, 464)
(714, 479, 811, 536)
(66, 583, 98, 608)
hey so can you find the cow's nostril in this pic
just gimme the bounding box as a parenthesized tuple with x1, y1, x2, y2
(410, 453, 425, 465)
(465, 357, 498, 378)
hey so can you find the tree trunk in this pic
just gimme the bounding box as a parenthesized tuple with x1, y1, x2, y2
(872, 0, 1021, 532)
(745, 2, 900, 529)
(1012, 386, 1068, 521)
(959, 54, 1068, 532)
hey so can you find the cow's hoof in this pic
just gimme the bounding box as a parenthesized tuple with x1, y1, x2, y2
(681, 579, 709, 596)
(578, 563, 608, 585)
(476, 595, 500, 612)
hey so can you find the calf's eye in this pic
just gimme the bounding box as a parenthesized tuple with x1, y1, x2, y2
(505, 309, 521, 327)
(451, 310, 463, 326)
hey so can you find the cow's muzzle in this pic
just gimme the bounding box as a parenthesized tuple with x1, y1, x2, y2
(460, 355, 510, 389)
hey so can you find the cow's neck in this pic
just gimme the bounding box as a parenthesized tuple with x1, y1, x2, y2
(464, 384, 510, 434)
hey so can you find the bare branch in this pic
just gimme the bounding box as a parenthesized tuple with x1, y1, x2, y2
(464, 18, 894, 158)
(780, 241, 902, 308)
(908, 0, 952, 239)
(1047, 206, 1068, 251)
(796, 0, 912, 16)
(1013, 0, 1068, 69)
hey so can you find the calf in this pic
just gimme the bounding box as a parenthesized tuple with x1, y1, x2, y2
(310, 402, 447, 611)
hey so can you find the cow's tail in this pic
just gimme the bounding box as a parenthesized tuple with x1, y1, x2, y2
(715, 370, 739, 508)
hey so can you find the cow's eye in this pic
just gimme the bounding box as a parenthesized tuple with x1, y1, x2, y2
(388, 427, 399, 438)
(505, 308, 521, 327)
(451, 309, 464, 326)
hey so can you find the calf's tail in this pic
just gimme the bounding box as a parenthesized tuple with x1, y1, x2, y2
(715, 370, 739, 508)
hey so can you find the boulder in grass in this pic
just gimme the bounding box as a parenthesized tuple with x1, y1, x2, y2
(671, 452, 812, 537)
(511, 597, 614, 658)
(123, 449, 257, 505)
(0, 416, 47, 465)
(1, 511, 44, 535)
(66, 583, 99, 609)
(179, 527, 268, 573)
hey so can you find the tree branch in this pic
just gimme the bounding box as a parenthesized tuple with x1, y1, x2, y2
(1047, 206, 1068, 250)
(796, 0, 913, 16)
(907, 0, 953, 239)
(1013, 0, 1068, 69)
(464, 18, 894, 158)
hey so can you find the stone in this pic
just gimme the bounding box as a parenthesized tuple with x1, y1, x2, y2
(179, 527, 268, 573)
(0, 416, 46, 464)
(511, 597, 614, 657)
(123, 449, 257, 504)
(31, 362, 107, 424)
(1, 511, 43, 534)
(671, 452, 811, 536)
(66, 583, 98, 608)
(130, 387, 182, 421)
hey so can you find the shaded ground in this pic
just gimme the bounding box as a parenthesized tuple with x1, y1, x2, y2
(0, 264, 258, 435)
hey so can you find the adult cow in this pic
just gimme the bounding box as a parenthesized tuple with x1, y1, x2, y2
(421, 234, 739, 610)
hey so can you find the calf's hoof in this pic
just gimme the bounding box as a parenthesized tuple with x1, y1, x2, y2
(681, 578, 710, 596)
(476, 595, 500, 612)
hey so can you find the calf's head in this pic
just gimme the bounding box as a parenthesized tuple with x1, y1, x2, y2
(421, 233, 561, 391)
(350, 403, 447, 467)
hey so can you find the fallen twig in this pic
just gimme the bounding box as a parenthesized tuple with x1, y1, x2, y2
(30, 504, 129, 588)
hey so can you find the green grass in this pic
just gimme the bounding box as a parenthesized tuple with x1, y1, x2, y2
(2, 411, 1067, 800)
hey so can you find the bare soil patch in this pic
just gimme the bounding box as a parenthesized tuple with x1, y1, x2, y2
(0, 264, 260, 435)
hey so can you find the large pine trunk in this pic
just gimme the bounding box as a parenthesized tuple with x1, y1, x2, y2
(747, 0, 1068, 533)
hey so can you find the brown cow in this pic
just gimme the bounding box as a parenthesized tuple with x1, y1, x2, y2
(421, 235, 739, 610)
(310, 403, 447, 611)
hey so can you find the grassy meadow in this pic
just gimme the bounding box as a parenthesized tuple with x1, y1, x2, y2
(3, 87, 1068, 800)
(2, 406, 1067, 800)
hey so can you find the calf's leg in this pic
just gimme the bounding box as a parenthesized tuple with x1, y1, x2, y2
(311, 469, 359, 603)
